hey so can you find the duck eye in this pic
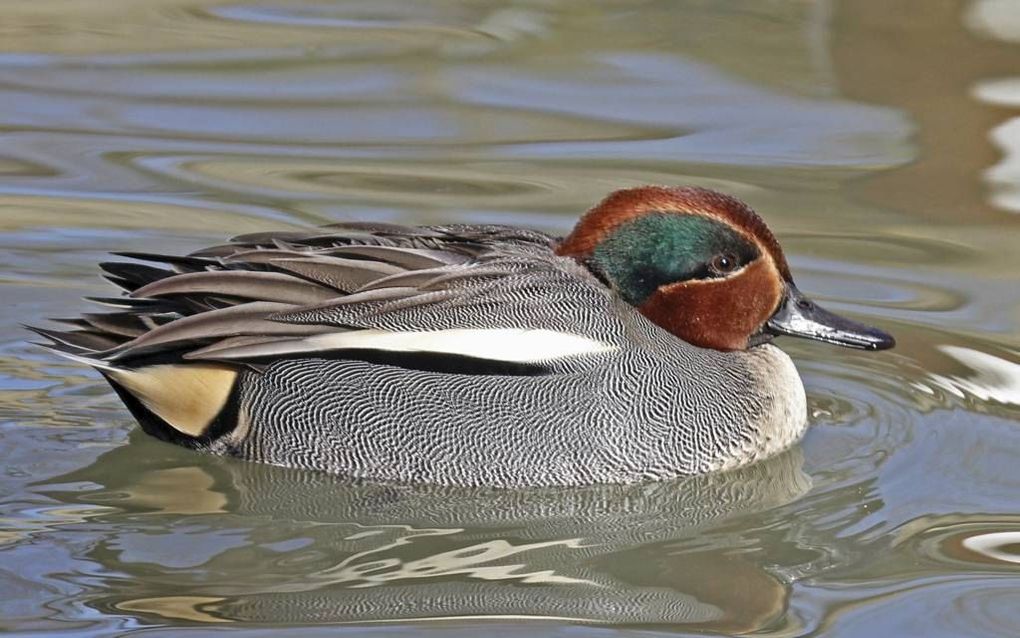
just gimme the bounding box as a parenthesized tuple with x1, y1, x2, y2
(709, 253, 739, 276)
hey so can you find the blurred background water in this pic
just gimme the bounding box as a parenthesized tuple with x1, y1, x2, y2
(1, 0, 1019, 636)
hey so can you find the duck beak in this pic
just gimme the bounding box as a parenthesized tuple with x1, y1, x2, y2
(764, 284, 895, 351)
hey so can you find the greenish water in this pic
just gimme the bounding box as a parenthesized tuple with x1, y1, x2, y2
(2, 1, 1019, 635)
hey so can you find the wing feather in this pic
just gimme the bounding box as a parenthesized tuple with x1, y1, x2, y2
(130, 271, 337, 305)
(33, 222, 623, 372)
(106, 301, 335, 361)
(269, 257, 402, 291)
(325, 245, 467, 269)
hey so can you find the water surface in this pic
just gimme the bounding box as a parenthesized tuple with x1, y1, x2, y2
(2, 1, 1019, 636)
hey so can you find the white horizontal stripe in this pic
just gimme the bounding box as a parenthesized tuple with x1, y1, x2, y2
(194, 328, 616, 363)
(301, 328, 617, 363)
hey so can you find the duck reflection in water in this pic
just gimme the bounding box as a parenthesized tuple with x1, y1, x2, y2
(42, 432, 810, 632)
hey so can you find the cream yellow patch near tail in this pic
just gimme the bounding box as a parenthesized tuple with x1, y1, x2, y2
(108, 363, 237, 437)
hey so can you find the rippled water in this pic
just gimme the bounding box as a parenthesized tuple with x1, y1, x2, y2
(2, 1, 1019, 635)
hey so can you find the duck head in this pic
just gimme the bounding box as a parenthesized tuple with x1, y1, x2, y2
(557, 186, 894, 352)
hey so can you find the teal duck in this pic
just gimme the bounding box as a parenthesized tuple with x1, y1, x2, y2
(34, 186, 894, 487)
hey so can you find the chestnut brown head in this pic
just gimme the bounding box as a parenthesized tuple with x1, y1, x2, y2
(558, 186, 894, 352)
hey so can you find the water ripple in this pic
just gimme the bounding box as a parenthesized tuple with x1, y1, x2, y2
(0, 1, 1017, 634)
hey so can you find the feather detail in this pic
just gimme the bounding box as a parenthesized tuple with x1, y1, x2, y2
(325, 245, 466, 269)
(267, 286, 423, 323)
(187, 243, 243, 258)
(355, 266, 463, 292)
(111, 251, 217, 271)
(131, 271, 338, 305)
(26, 325, 122, 353)
(80, 312, 149, 338)
(269, 257, 402, 291)
(227, 230, 314, 245)
(99, 262, 175, 291)
(181, 335, 309, 360)
(320, 221, 442, 235)
(220, 249, 309, 264)
(84, 296, 175, 310)
(106, 301, 333, 361)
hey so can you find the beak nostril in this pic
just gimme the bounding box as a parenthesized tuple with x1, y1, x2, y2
(796, 299, 813, 311)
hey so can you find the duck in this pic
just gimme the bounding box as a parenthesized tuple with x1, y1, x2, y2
(33, 186, 894, 487)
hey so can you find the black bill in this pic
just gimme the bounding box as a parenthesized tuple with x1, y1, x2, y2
(765, 284, 895, 351)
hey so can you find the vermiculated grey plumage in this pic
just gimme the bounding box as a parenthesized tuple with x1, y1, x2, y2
(33, 223, 807, 487)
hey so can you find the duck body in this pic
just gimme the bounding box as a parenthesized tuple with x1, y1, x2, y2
(220, 272, 806, 487)
(35, 187, 891, 487)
